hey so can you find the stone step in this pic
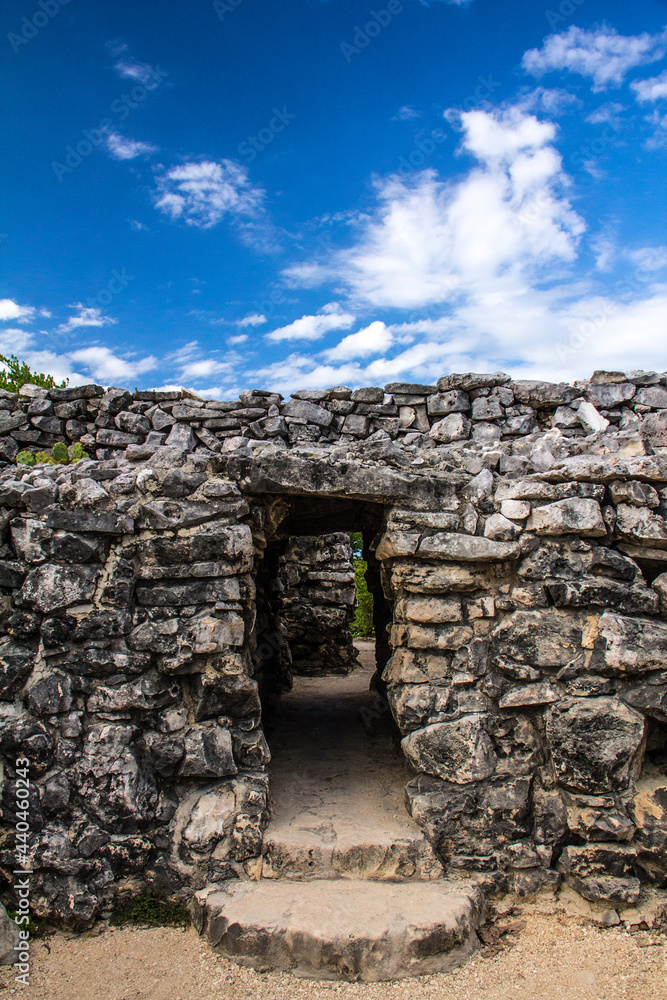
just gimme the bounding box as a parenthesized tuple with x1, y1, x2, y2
(261, 832, 443, 880)
(192, 878, 485, 981)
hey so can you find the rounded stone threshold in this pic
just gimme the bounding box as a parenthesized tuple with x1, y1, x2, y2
(192, 878, 485, 981)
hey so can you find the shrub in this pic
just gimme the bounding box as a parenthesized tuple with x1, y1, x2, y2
(15, 450, 35, 466)
(0, 354, 68, 394)
(110, 891, 191, 928)
(351, 557, 375, 637)
(51, 441, 69, 465)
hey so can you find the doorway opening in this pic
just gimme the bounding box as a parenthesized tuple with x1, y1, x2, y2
(250, 494, 442, 881)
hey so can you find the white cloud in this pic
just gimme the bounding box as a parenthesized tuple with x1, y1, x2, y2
(105, 133, 157, 160)
(393, 106, 422, 120)
(629, 246, 667, 271)
(227, 334, 248, 345)
(0, 299, 36, 323)
(585, 102, 626, 127)
(154, 160, 265, 230)
(0, 328, 35, 354)
(56, 304, 117, 335)
(293, 107, 583, 309)
(178, 358, 234, 381)
(517, 87, 581, 116)
(631, 69, 667, 102)
(236, 312, 266, 327)
(265, 303, 356, 342)
(645, 108, 667, 148)
(323, 321, 393, 361)
(68, 346, 158, 383)
(522, 25, 667, 91)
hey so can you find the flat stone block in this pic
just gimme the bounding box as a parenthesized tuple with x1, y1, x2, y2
(193, 878, 484, 981)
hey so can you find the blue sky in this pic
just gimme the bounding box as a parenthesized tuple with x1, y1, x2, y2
(1, 0, 666, 395)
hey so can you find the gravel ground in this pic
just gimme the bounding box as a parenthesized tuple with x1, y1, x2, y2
(3, 900, 666, 1000)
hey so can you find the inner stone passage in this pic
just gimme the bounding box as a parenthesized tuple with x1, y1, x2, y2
(262, 642, 443, 880)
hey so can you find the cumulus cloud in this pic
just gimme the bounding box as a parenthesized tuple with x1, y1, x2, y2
(154, 160, 265, 230)
(629, 246, 667, 271)
(68, 346, 158, 383)
(0, 299, 36, 323)
(265, 303, 356, 342)
(291, 106, 583, 309)
(105, 133, 157, 160)
(632, 69, 667, 103)
(236, 313, 266, 327)
(227, 334, 248, 345)
(56, 305, 117, 335)
(522, 25, 667, 91)
(178, 358, 235, 381)
(323, 321, 393, 361)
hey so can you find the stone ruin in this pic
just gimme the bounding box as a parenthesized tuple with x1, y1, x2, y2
(0, 369, 666, 975)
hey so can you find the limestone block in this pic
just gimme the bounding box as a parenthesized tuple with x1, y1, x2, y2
(492, 609, 583, 668)
(609, 480, 660, 507)
(545, 697, 645, 793)
(428, 412, 470, 443)
(20, 563, 98, 613)
(498, 682, 560, 708)
(590, 611, 667, 675)
(402, 714, 497, 783)
(418, 532, 519, 562)
(577, 401, 609, 434)
(179, 725, 237, 778)
(484, 513, 521, 541)
(0, 904, 20, 965)
(527, 497, 606, 536)
(427, 390, 469, 415)
(615, 503, 667, 548)
(500, 499, 531, 520)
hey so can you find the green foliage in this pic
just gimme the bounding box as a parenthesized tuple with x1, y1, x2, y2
(51, 441, 69, 465)
(70, 441, 87, 462)
(34, 451, 55, 466)
(349, 531, 363, 558)
(110, 891, 191, 928)
(7, 909, 44, 938)
(15, 450, 35, 466)
(0, 354, 68, 394)
(351, 558, 374, 637)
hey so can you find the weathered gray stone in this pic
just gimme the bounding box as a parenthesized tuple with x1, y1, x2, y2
(0, 903, 20, 965)
(402, 715, 497, 784)
(19, 564, 98, 613)
(429, 413, 470, 443)
(545, 697, 645, 793)
(193, 879, 484, 981)
(179, 726, 237, 777)
(418, 533, 520, 562)
(527, 498, 606, 536)
(590, 611, 667, 675)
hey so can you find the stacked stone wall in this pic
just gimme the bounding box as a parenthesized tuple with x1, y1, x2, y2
(0, 368, 665, 926)
(278, 534, 358, 676)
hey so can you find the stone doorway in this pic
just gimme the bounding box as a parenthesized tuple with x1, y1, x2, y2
(246, 493, 439, 880)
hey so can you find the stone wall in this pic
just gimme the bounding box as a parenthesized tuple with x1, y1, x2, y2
(0, 368, 665, 926)
(277, 534, 358, 676)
